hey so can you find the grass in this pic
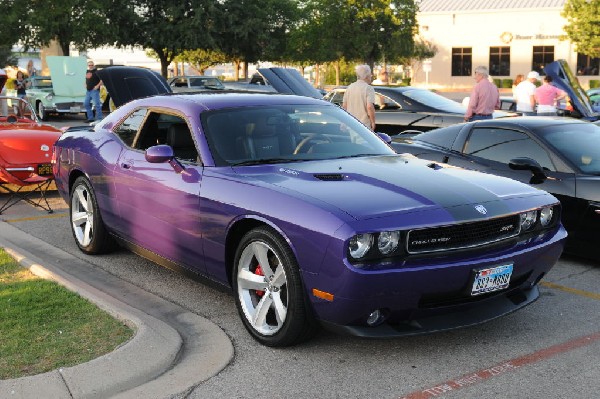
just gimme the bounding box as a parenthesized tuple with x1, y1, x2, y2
(0, 249, 133, 379)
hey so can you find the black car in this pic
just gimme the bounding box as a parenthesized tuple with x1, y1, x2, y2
(324, 86, 510, 136)
(391, 117, 600, 259)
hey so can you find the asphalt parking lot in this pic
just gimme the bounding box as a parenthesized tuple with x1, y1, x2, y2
(1, 112, 599, 398)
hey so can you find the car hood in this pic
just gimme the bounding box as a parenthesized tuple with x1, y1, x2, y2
(0, 126, 62, 164)
(46, 56, 87, 97)
(256, 68, 323, 99)
(544, 60, 600, 121)
(237, 155, 542, 221)
(97, 66, 172, 108)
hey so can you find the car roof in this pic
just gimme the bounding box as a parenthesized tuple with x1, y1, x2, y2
(130, 91, 328, 111)
(467, 116, 591, 129)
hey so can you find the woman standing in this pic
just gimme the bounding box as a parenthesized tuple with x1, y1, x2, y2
(535, 75, 566, 116)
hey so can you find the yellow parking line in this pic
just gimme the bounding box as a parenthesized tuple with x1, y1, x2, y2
(541, 281, 600, 301)
(4, 213, 68, 223)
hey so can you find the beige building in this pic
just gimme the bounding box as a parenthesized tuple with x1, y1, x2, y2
(413, 0, 597, 90)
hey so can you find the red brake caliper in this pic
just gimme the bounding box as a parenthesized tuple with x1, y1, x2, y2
(254, 265, 265, 297)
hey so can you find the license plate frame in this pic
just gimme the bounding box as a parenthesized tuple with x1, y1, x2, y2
(70, 106, 81, 113)
(470, 264, 513, 296)
(37, 163, 53, 176)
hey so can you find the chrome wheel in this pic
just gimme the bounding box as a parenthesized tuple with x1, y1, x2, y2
(233, 227, 318, 346)
(237, 240, 288, 336)
(71, 184, 94, 247)
(69, 177, 114, 254)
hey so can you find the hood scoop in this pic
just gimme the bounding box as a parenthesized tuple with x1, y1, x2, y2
(313, 173, 345, 181)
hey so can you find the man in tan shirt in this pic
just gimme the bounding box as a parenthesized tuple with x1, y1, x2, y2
(342, 64, 376, 130)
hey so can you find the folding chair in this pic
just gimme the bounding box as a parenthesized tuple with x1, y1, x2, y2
(0, 174, 54, 214)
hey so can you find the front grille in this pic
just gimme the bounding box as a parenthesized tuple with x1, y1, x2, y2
(56, 102, 84, 111)
(406, 214, 521, 254)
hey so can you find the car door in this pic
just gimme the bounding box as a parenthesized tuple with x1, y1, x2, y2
(111, 108, 206, 274)
(454, 126, 579, 232)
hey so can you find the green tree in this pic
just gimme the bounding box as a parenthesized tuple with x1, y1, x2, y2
(562, 0, 600, 58)
(176, 49, 228, 75)
(215, 0, 299, 80)
(113, 0, 217, 78)
(17, 0, 120, 56)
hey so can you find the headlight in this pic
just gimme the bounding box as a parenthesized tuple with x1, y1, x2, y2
(540, 206, 554, 226)
(349, 233, 373, 259)
(520, 210, 537, 231)
(378, 231, 400, 255)
(46, 94, 54, 100)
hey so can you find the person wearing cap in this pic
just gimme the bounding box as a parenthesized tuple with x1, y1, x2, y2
(464, 66, 499, 122)
(514, 71, 540, 115)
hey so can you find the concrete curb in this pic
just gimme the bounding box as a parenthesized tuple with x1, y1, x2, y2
(0, 221, 234, 398)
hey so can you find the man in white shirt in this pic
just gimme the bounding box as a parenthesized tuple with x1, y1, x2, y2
(514, 71, 539, 115)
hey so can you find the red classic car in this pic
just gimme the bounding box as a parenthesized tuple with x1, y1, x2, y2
(0, 72, 63, 212)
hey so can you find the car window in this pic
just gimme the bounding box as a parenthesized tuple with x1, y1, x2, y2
(464, 127, 555, 171)
(114, 108, 147, 147)
(202, 104, 395, 166)
(171, 78, 187, 88)
(540, 122, 600, 174)
(416, 124, 463, 149)
(375, 93, 401, 110)
(401, 89, 467, 114)
(132, 111, 198, 162)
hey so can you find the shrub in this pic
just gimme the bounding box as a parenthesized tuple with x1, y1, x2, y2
(589, 80, 600, 89)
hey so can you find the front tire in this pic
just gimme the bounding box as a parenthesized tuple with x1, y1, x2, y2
(37, 101, 48, 121)
(233, 227, 318, 346)
(70, 176, 115, 254)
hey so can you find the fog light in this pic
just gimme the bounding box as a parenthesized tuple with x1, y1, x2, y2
(366, 309, 386, 326)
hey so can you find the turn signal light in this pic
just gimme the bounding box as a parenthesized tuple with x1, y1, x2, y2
(312, 288, 334, 302)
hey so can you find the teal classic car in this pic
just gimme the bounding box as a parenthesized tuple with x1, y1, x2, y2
(24, 56, 87, 120)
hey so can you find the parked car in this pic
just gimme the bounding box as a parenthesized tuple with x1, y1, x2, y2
(587, 88, 600, 109)
(53, 66, 566, 346)
(21, 56, 88, 121)
(168, 75, 227, 92)
(324, 86, 510, 136)
(0, 94, 62, 212)
(391, 116, 600, 259)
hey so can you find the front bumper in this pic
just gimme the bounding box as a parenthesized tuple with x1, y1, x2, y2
(305, 225, 567, 338)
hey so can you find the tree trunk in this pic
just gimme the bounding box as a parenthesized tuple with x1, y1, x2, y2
(335, 61, 340, 86)
(233, 60, 241, 80)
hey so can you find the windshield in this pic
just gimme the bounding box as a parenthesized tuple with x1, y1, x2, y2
(31, 77, 53, 88)
(541, 122, 600, 174)
(402, 89, 468, 114)
(0, 96, 38, 123)
(202, 104, 395, 166)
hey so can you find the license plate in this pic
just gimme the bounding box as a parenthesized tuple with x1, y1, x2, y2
(70, 106, 81, 113)
(38, 163, 53, 176)
(471, 264, 513, 296)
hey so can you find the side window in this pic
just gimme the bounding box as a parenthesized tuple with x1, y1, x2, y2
(114, 108, 147, 147)
(465, 128, 555, 171)
(135, 111, 198, 162)
(375, 93, 400, 110)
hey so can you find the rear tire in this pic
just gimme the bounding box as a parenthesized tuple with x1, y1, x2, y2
(233, 226, 318, 346)
(69, 176, 115, 254)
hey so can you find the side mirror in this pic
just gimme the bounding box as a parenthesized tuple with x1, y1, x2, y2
(376, 132, 392, 144)
(509, 157, 547, 184)
(145, 144, 173, 163)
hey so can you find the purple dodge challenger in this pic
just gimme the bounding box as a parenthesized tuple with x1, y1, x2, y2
(53, 67, 567, 346)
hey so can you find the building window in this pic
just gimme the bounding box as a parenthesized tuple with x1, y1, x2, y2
(452, 47, 472, 76)
(489, 47, 511, 76)
(576, 54, 599, 76)
(532, 46, 554, 74)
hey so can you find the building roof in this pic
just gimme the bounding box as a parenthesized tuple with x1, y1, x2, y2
(418, 0, 566, 13)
